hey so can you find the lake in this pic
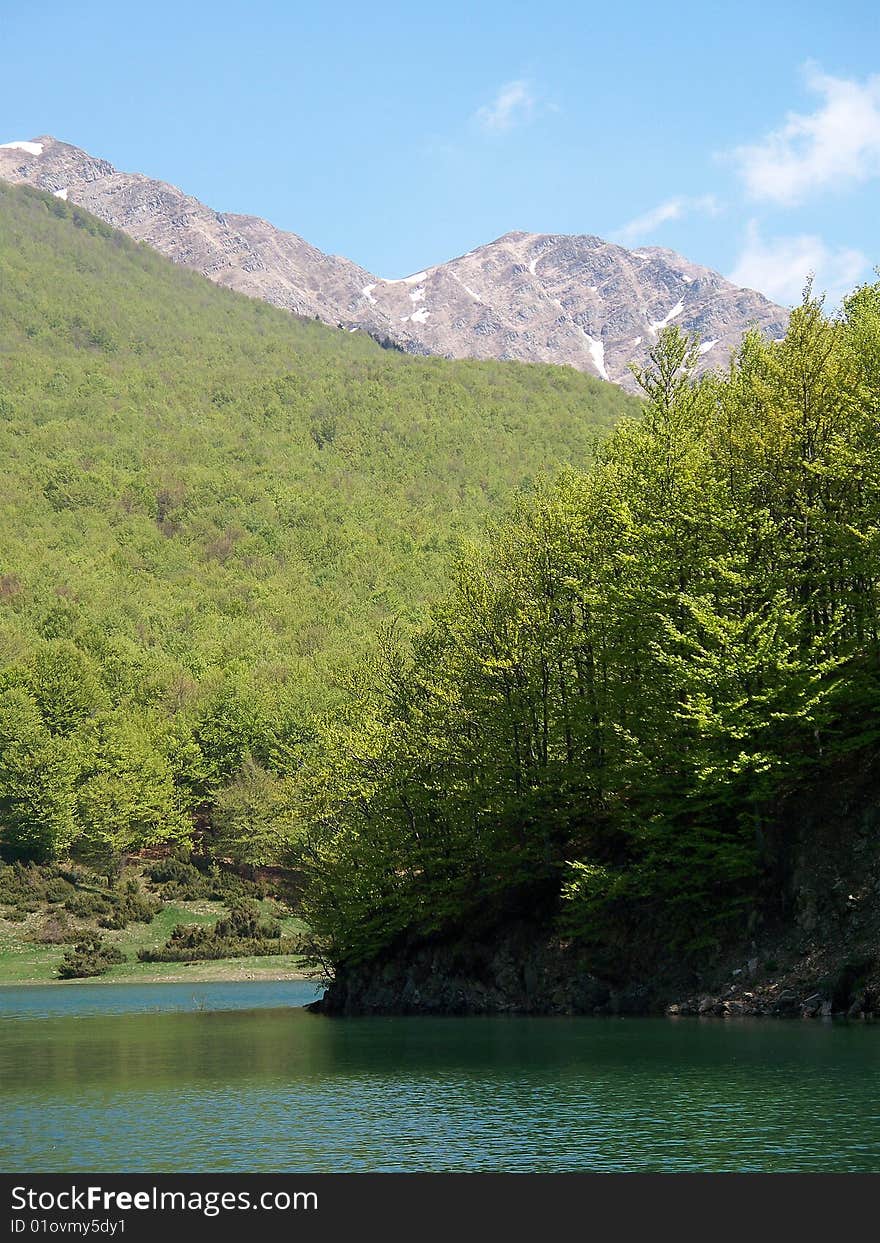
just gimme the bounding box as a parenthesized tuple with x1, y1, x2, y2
(1, 981, 878, 1172)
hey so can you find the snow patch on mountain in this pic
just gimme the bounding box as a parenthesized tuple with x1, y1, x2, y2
(649, 299, 685, 334)
(584, 332, 609, 381)
(0, 140, 44, 156)
(449, 273, 482, 301)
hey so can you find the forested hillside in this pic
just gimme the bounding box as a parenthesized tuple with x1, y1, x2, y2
(0, 182, 634, 866)
(301, 285, 880, 1009)
(3, 179, 879, 1016)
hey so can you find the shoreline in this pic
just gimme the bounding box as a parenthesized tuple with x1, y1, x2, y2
(0, 967, 315, 987)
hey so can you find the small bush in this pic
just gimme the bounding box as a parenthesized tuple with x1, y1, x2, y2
(64, 891, 114, 919)
(97, 879, 161, 929)
(145, 858, 223, 899)
(63, 879, 163, 928)
(137, 934, 305, 963)
(43, 876, 77, 904)
(0, 861, 54, 909)
(137, 899, 303, 963)
(0, 862, 82, 916)
(165, 922, 214, 950)
(214, 899, 280, 940)
(0, 863, 29, 908)
(145, 858, 268, 901)
(58, 935, 126, 978)
(145, 857, 202, 886)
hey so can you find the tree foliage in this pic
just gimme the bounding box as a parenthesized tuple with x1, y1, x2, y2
(298, 286, 880, 966)
(0, 182, 632, 864)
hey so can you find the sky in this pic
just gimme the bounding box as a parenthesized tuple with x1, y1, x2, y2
(1, 0, 878, 306)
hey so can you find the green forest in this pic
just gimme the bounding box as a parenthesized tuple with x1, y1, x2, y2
(0, 183, 631, 877)
(297, 283, 880, 974)
(3, 181, 880, 988)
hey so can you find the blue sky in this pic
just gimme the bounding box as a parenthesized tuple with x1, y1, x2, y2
(1, 0, 877, 304)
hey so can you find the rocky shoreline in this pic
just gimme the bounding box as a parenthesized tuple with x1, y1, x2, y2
(314, 759, 880, 1021)
(314, 926, 616, 1017)
(313, 957, 876, 1021)
(312, 923, 878, 1021)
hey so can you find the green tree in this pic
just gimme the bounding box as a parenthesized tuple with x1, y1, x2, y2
(300, 287, 880, 968)
(192, 688, 274, 795)
(0, 687, 79, 860)
(212, 757, 296, 872)
(74, 713, 186, 883)
(27, 640, 109, 735)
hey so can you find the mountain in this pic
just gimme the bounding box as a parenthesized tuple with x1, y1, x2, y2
(0, 180, 632, 716)
(0, 137, 789, 389)
(355, 231, 789, 385)
(0, 137, 373, 325)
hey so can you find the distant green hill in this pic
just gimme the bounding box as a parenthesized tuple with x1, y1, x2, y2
(0, 182, 636, 864)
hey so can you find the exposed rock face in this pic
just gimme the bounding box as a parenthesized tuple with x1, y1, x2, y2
(317, 757, 880, 1019)
(0, 137, 789, 391)
(313, 925, 616, 1016)
(357, 232, 789, 390)
(0, 137, 374, 323)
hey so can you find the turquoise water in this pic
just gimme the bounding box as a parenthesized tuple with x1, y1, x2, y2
(0, 979, 321, 1020)
(1, 982, 879, 1172)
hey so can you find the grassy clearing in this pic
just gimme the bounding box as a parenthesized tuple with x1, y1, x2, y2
(0, 861, 312, 985)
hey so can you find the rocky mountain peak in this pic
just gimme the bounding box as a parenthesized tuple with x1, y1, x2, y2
(0, 136, 789, 390)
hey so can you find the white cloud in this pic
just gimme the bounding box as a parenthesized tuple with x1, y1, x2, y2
(731, 65, 880, 204)
(474, 80, 536, 134)
(615, 194, 721, 244)
(729, 220, 867, 307)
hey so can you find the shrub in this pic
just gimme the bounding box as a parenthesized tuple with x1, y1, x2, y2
(137, 934, 305, 963)
(145, 857, 268, 901)
(43, 876, 77, 904)
(58, 935, 126, 978)
(64, 891, 114, 919)
(137, 900, 302, 963)
(145, 857, 200, 886)
(214, 899, 280, 941)
(0, 861, 73, 911)
(0, 863, 37, 907)
(97, 879, 161, 929)
(145, 858, 220, 898)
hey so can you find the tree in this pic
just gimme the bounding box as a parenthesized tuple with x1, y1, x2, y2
(27, 640, 109, 735)
(212, 758, 295, 872)
(300, 284, 880, 967)
(192, 687, 274, 796)
(0, 687, 79, 860)
(74, 712, 186, 884)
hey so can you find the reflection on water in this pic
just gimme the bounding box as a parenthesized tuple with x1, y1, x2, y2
(1, 983, 879, 1172)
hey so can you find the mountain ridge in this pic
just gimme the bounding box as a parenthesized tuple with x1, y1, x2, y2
(0, 136, 789, 389)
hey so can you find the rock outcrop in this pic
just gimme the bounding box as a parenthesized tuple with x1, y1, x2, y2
(312, 925, 615, 1016)
(316, 756, 880, 1019)
(355, 232, 788, 390)
(0, 137, 374, 324)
